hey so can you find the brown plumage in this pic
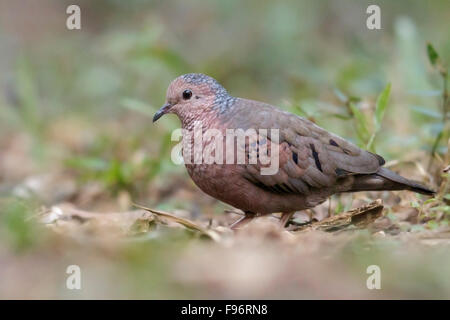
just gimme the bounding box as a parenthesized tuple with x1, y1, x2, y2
(153, 73, 434, 228)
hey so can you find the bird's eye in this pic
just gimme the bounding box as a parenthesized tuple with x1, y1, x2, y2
(182, 89, 192, 100)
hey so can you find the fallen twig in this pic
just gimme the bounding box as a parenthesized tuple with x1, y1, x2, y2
(293, 199, 384, 232)
(133, 203, 221, 242)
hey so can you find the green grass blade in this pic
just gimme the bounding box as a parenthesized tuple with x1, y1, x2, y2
(349, 102, 371, 143)
(427, 42, 439, 66)
(374, 83, 391, 131)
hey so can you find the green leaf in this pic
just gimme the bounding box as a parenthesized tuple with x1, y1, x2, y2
(426, 43, 439, 66)
(366, 83, 391, 152)
(374, 83, 391, 131)
(334, 200, 344, 214)
(366, 133, 376, 152)
(349, 102, 371, 143)
(423, 198, 438, 205)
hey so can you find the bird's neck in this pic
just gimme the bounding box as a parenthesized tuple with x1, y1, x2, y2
(180, 106, 218, 131)
(180, 95, 237, 131)
(212, 92, 237, 114)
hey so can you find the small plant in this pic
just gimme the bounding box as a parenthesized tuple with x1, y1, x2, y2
(335, 83, 391, 153)
(425, 43, 449, 169)
(409, 43, 450, 225)
(0, 198, 44, 252)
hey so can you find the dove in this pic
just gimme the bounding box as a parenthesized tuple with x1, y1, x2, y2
(153, 73, 434, 229)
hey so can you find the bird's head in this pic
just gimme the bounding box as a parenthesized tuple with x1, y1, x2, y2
(153, 73, 235, 123)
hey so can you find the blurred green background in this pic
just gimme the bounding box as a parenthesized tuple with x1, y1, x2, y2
(0, 0, 449, 299)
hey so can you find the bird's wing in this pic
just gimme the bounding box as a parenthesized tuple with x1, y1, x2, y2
(225, 98, 384, 195)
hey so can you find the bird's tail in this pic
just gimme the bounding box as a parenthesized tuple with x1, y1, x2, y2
(349, 167, 435, 196)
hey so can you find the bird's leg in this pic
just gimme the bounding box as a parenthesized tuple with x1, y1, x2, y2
(230, 211, 256, 230)
(280, 212, 295, 228)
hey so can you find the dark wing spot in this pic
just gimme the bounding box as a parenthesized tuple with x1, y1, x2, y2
(329, 139, 339, 147)
(292, 152, 298, 164)
(310, 143, 323, 172)
(279, 184, 295, 193)
(272, 185, 286, 194)
(250, 180, 296, 194)
(270, 183, 296, 194)
(370, 152, 385, 166)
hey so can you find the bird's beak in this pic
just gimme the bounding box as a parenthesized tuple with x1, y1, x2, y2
(153, 103, 172, 123)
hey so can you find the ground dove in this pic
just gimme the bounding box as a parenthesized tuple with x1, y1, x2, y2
(153, 73, 434, 228)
